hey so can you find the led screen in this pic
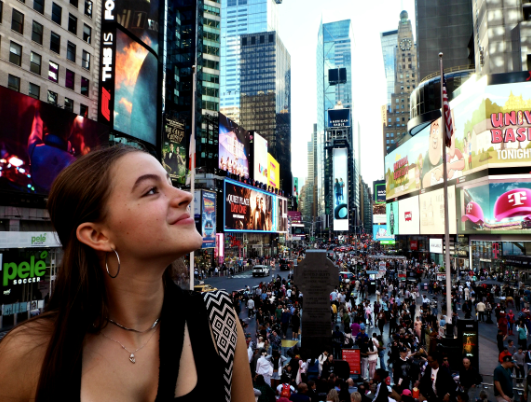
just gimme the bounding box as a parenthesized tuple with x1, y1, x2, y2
(398, 196, 419, 235)
(0, 86, 109, 194)
(420, 185, 456, 234)
(253, 132, 268, 184)
(115, 0, 160, 54)
(386, 201, 399, 235)
(373, 203, 386, 224)
(219, 114, 250, 178)
(201, 191, 216, 248)
(327, 108, 351, 128)
(333, 148, 349, 231)
(277, 196, 288, 233)
(268, 153, 280, 189)
(373, 224, 394, 242)
(374, 180, 386, 204)
(162, 117, 186, 184)
(113, 28, 157, 145)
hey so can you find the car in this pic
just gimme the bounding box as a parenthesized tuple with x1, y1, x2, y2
(280, 262, 290, 271)
(339, 271, 354, 282)
(252, 265, 270, 277)
(194, 284, 218, 292)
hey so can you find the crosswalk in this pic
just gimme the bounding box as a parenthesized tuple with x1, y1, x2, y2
(232, 274, 253, 279)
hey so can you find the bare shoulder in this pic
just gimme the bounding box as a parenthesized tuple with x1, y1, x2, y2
(0, 318, 53, 401)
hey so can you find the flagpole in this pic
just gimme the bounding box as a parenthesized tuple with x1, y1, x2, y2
(189, 64, 197, 291)
(439, 52, 452, 328)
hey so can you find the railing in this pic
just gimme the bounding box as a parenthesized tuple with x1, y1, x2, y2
(419, 64, 476, 83)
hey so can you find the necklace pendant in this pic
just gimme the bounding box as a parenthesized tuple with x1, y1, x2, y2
(129, 353, 136, 364)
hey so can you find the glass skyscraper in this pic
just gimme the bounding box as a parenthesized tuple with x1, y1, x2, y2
(380, 30, 398, 109)
(220, 0, 281, 124)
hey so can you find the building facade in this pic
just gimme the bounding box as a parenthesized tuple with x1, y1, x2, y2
(360, 179, 372, 234)
(380, 29, 398, 109)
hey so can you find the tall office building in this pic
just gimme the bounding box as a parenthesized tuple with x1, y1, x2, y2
(316, 18, 360, 231)
(219, 0, 281, 123)
(380, 30, 398, 109)
(382, 11, 418, 155)
(415, 0, 474, 82)
(239, 31, 292, 195)
(301, 125, 316, 231)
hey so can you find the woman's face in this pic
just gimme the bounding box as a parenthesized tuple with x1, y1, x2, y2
(102, 152, 202, 265)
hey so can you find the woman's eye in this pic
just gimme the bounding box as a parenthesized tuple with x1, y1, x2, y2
(145, 187, 158, 196)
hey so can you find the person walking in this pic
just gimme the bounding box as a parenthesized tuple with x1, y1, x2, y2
(494, 355, 516, 402)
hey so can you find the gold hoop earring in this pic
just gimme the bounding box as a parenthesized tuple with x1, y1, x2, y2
(106, 248, 121, 278)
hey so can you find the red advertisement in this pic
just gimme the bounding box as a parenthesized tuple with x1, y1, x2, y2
(410, 240, 418, 250)
(342, 349, 361, 375)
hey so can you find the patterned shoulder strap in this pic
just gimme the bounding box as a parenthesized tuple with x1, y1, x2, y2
(202, 290, 237, 402)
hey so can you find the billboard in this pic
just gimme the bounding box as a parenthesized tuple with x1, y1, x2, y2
(398, 195, 419, 235)
(457, 178, 531, 234)
(162, 117, 186, 184)
(373, 224, 394, 242)
(385, 78, 531, 200)
(429, 238, 443, 253)
(219, 114, 250, 178)
(327, 108, 351, 128)
(253, 132, 268, 184)
(373, 203, 386, 224)
(115, 0, 160, 55)
(201, 191, 216, 248)
(224, 179, 279, 233)
(420, 185, 457, 234)
(386, 201, 399, 236)
(0, 86, 109, 194)
(277, 196, 288, 233)
(268, 153, 280, 189)
(374, 180, 386, 204)
(332, 148, 349, 231)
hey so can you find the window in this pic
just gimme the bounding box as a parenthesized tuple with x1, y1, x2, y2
(30, 52, 41, 74)
(50, 32, 60, 53)
(386, 133, 389, 138)
(251, 36, 255, 45)
(65, 69, 74, 89)
(29, 83, 40, 99)
(70, 0, 78, 7)
(269, 34, 274, 43)
(242, 37, 247, 46)
(84, 0, 92, 16)
(68, 14, 77, 34)
(83, 24, 91, 43)
(47, 90, 58, 105)
(81, 76, 89, 96)
(33, 0, 43, 13)
(11, 9, 24, 34)
(8, 75, 20, 92)
(259, 35, 264, 44)
(82, 50, 90, 70)
(32, 21, 43, 44)
(386, 140, 389, 144)
(79, 103, 88, 116)
(67, 41, 76, 61)
(48, 61, 59, 83)
(9, 41, 22, 66)
(51, 3, 61, 24)
(64, 97, 73, 112)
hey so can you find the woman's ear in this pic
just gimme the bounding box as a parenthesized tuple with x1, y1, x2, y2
(76, 222, 113, 252)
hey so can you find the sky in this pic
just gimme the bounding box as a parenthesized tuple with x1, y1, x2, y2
(277, 0, 416, 189)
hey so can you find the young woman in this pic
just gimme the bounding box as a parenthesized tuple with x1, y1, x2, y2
(0, 146, 254, 401)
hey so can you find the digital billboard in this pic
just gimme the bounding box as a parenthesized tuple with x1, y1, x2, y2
(224, 179, 279, 233)
(115, 0, 160, 55)
(373, 224, 394, 242)
(333, 148, 349, 231)
(420, 185, 457, 234)
(0, 86, 109, 194)
(385, 78, 531, 200)
(219, 114, 250, 178)
(201, 191, 216, 248)
(268, 153, 280, 189)
(162, 117, 186, 184)
(398, 196, 420, 235)
(429, 238, 443, 253)
(277, 196, 288, 233)
(373, 203, 386, 224)
(253, 132, 268, 184)
(374, 180, 386, 204)
(386, 201, 399, 236)
(327, 108, 351, 128)
(457, 178, 531, 234)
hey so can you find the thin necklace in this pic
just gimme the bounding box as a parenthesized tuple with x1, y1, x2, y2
(107, 317, 160, 333)
(99, 323, 159, 364)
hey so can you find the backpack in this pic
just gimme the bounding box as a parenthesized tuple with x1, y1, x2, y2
(280, 384, 292, 398)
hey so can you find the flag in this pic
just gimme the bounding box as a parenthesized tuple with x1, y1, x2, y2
(442, 74, 454, 148)
(185, 133, 196, 186)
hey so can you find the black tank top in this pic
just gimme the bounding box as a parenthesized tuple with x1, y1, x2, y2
(45, 282, 226, 401)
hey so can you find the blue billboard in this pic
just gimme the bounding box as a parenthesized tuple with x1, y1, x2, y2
(373, 224, 395, 242)
(201, 191, 216, 248)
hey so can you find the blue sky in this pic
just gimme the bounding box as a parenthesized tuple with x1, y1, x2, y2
(277, 0, 416, 187)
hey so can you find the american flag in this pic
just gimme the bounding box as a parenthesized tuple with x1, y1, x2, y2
(442, 74, 454, 148)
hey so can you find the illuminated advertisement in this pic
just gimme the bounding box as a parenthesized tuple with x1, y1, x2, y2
(420, 186, 457, 234)
(374, 180, 386, 203)
(268, 153, 280, 189)
(201, 191, 216, 249)
(386, 201, 399, 235)
(253, 132, 268, 184)
(373, 203, 386, 224)
(429, 238, 443, 253)
(224, 179, 279, 233)
(277, 196, 288, 233)
(457, 178, 531, 234)
(398, 196, 420, 235)
(115, 0, 160, 55)
(162, 116, 186, 184)
(327, 108, 351, 128)
(216, 233, 224, 264)
(0, 86, 109, 194)
(373, 224, 394, 242)
(333, 148, 349, 231)
(219, 113, 250, 178)
(113, 28, 157, 145)
(385, 77, 531, 200)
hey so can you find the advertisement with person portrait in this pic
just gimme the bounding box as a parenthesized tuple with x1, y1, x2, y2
(268, 153, 280, 189)
(113, 28, 158, 145)
(162, 116, 186, 184)
(386, 201, 399, 236)
(219, 113, 250, 178)
(457, 178, 531, 234)
(201, 191, 216, 248)
(224, 179, 277, 233)
(373, 224, 394, 242)
(0, 86, 109, 195)
(332, 148, 349, 231)
(276, 196, 288, 233)
(420, 185, 456, 235)
(115, 0, 160, 55)
(253, 132, 268, 184)
(398, 196, 419, 235)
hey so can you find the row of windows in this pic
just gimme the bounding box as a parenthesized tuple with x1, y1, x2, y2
(241, 34, 274, 46)
(8, 73, 88, 113)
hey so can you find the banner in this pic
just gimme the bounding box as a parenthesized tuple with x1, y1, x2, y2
(386, 201, 399, 236)
(162, 116, 187, 184)
(0, 231, 61, 248)
(333, 148, 349, 231)
(253, 132, 268, 184)
(201, 191, 216, 248)
(420, 186, 457, 234)
(429, 238, 443, 253)
(373, 203, 386, 224)
(373, 224, 394, 242)
(219, 113, 250, 178)
(398, 196, 419, 235)
(268, 153, 280, 189)
(373, 180, 386, 203)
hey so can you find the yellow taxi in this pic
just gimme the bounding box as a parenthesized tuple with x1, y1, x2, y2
(194, 284, 218, 292)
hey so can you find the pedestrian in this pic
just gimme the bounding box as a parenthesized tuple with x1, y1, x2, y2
(418, 353, 457, 401)
(513, 347, 526, 387)
(459, 357, 482, 399)
(256, 349, 274, 386)
(494, 355, 516, 402)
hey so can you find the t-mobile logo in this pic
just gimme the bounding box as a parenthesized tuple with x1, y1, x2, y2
(467, 203, 474, 213)
(508, 191, 527, 206)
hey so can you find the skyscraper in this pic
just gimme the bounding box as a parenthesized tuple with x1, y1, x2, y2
(380, 30, 398, 109)
(219, 0, 281, 123)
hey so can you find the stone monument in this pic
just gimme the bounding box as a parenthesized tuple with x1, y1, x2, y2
(293, 249, 339, 359)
